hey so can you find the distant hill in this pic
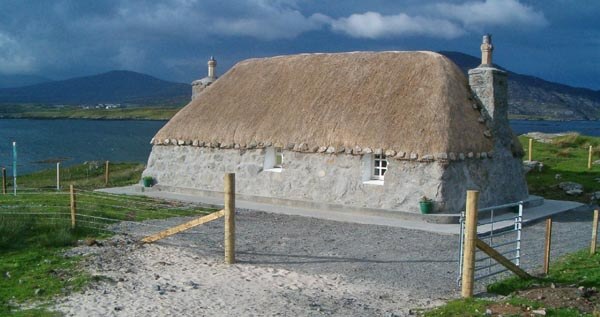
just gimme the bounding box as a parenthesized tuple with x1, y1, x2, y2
(440, 51, 600, 120)
(0, 74, 51, 88)
(1, 57, 598, 120)
(0, 70, 190, 106)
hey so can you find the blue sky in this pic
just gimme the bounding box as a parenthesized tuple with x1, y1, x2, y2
(0, 0, 598, 89)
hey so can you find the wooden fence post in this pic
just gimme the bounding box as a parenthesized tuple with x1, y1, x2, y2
(461, 190, 479, 298)
(591, 209, 599, 255)
(224, 173, 235, 264)
(528, 139, 533, 161)
(2, 167, 6, 195)
(56, 162, 60, 191)
(105, 161, 110, 186)
(543, 218, 552, 275)
(589, 146, 593, 170)
(70, 185, 76, 229)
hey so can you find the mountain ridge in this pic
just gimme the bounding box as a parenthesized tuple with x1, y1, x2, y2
(439, 51, 600, 120)
(0, 70, 190, 106)
(0, 53, 598, 119)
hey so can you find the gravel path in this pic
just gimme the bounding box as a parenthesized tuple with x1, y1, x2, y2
(54, 205, 597, 316)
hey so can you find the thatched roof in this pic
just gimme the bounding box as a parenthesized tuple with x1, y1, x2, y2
(153, 51, 498, 159)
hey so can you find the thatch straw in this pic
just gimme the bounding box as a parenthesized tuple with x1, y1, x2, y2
(154, 51, 495, 156)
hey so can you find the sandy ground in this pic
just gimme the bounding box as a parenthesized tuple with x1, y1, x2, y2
(52, 207, 596, 316)
(55, 237, 439, 317)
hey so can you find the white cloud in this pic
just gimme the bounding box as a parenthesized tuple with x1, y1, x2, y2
(433, 0, 548, 28)
(324, 0, 547, 40)
(0, 33, 36, 74)
(329, 11, 464, 39)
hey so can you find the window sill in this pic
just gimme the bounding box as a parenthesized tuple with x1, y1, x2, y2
(264, 168, 283, 173)
(363, 179, 384, 186)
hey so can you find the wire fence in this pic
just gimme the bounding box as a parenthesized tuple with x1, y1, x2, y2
(0, 187, 217, 241)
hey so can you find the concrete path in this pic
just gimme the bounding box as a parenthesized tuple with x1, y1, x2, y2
(98, 185, 583, 235)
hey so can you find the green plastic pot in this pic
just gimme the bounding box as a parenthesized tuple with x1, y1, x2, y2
(142, 177, 153, 187)
(419, 201, 433, 214)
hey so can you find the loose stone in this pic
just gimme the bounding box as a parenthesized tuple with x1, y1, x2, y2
(421, 155, 434, 161)
(409, 152, 418, 160)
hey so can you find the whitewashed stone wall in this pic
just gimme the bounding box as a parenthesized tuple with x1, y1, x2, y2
(143, 145, 528, 214)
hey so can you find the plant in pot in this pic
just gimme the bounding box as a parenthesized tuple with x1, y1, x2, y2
(142, 176, 154, 187)
(419, 196, 433, 214)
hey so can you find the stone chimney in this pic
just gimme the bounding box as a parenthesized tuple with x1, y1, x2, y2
(480, 34, 493, 67)
(191, 56, 218, 100)
(208, 56, 217, 80)
(468, 34, 511, 150)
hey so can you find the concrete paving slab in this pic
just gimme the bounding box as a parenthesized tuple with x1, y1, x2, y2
(97, 185, 585, 235)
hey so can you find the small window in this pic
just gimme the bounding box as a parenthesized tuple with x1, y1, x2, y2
(264, 146, 283, 172)
(372, 154, 387, 180)
(361, 153, 387, 185)
(274, 147, 283, 169)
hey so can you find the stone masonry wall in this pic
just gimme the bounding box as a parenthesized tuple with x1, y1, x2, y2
(143, 145, 527, 214)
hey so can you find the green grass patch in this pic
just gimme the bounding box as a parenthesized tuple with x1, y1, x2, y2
(547, 250, 600, 287)
(521, 134, 600, 203)
(13, 162, 145, 190)
(422, 298, 492, 317)
(0, 163, 217, 315)
(0, 104, 181, 120)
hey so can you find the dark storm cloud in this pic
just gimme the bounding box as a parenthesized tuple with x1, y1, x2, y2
(0, 0, 597, 89)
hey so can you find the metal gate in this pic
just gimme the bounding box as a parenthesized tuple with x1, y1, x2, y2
(457, 201, 524, 285)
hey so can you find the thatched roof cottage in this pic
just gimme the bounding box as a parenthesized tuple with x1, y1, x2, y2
(143, 35, 528, 215)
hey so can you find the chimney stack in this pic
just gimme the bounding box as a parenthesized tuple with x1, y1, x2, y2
(468, 34, 511, 150)
(208, 56, 217, 80)
(191, 56, 218, 100)
(480, 34, 493, 67)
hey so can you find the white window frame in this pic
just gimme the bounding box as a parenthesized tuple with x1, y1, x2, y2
(361, 153, 387, 185)
(372, 154, 387, 180)
(264, 146, 283, 172)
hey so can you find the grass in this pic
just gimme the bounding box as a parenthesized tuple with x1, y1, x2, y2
(0, 104, 181, 120)
(15, 162, 145, 190)
(0, 162, 216, 315)
(521, 133, 600, 203)
(424, 251, 600, 316)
